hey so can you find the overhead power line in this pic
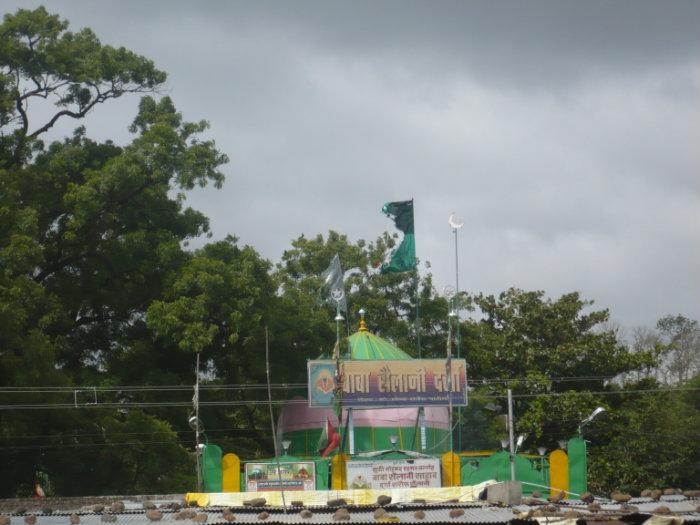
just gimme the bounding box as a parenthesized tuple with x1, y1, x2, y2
(0, 439, 196, 451)
(0, 387, 696, 411)
(0, 375, 634, 395)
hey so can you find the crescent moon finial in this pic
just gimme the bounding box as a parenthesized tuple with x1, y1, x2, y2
(448, 212, 464, 229)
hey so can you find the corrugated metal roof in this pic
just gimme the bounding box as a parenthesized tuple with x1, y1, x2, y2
(2, 493, 698, 525)
(0, 508, 524, 525)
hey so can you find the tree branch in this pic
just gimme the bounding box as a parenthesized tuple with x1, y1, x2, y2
(27, 90, 110, 139)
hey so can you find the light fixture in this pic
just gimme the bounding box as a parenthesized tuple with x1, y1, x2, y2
(188, 416, 202, 431)
(500, 439, 509, 450)
(537, 447, 547, 457)
(282, 440, 291, 454)
(590, 407, 606, 418)
(558, 440, 567, 450)
(335, 313, 344, 322)
(515, 434, 526, 451)
(197, 443, 206, 451)
(579, 406, 606, 434)
(389, 435, 399, 449)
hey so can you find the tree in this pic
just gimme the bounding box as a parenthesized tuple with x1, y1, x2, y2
(278, 230, 452, 356)
(0, 7, 226, 496)
(587, 377, 700, 494)
(147, 238, 280, 458)
(461, 289, 654, 450)
(0, 6, 166, 168)
(656, 314, 700, 384)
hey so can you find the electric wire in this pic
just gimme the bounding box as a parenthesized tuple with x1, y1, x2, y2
(0, 375, 640, 394)
(0, 387, 695, 411)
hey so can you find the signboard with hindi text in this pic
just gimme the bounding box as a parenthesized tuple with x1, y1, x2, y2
(308, 359, 467, 408)
(245, 461, 316, 492)
(346, 458, 441, 490)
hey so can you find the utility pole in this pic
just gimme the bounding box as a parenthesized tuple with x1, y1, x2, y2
(194, 352, 202, 492)
(507, 388, 515, 481)
(265, 326, 287, 512)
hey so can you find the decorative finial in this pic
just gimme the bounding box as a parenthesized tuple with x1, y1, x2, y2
(358, 308, 368, 331)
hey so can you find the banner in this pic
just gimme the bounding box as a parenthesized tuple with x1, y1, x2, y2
(245, 461, 315, 492)
(308, 359, 467, 408)
(346, 458, 441, 489)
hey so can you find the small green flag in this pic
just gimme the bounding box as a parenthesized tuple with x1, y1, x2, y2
(380, 200, 416, 273)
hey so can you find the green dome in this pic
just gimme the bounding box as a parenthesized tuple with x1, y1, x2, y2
(346, 317, 412, 360)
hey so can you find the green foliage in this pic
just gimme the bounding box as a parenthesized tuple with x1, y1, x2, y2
(0, 6, 167, 167)
(277, 230, 450, 357)
(0, 6, 224, 496)
(588, 378, 700, 494)
(656, 314, 700, 383)
(462, 289, 648, 451)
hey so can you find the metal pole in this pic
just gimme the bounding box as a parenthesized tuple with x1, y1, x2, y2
(194, 352, 202, 492)
(507, 388, 515, 481)
(334, 301, 344, 428)
(414, 271, 421, 358)
(335, 303, 342, 356)
(265, 326, 287, 512)
(454, 226, 460, 343)
(446, 313, 454, 457)
(348, 409, 355, 455)
(453, 226, 461, 450)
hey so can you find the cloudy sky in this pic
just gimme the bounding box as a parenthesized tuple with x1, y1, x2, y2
(4, 0, 699, 329)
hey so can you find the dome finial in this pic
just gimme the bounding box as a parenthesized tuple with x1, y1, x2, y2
(358, 308, 368, 331)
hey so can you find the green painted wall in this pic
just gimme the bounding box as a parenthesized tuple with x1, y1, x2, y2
(460, 451, 549, 496)
(202, 444, 223, 492)
(313, 458, 330, 490)
(567, 436, 587, 495)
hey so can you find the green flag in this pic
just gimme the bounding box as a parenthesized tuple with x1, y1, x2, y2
(380, 199, 416, 273)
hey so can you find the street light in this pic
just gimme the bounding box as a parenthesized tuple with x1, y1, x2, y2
(188, 416, 202, 431)
(579, 407, 606, 434)
(282, 440, 291, 455)
(389, 435, 399, 450)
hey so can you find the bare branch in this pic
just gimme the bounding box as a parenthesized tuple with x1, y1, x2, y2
(27, 90, 112, 138)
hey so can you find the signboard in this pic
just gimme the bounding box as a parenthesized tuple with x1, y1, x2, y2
(346, 458, 441, 489)
(308, 359, 467, 408)
(245, 461, 315, 492)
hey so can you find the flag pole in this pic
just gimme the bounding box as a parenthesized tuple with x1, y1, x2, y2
(444, 286, 456, 458)
(449, 213, 464, 450)
(415, 270, 421, 358)
(331, 290, 345, 426)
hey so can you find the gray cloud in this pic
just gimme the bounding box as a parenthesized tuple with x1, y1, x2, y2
(4, 0, 699, 328)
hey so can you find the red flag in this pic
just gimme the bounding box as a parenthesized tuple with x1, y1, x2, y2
(318, 417, 341, 457)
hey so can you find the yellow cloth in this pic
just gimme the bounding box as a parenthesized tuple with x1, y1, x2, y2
(643, 516, 684, 525)
(186, 481, 495, 507)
